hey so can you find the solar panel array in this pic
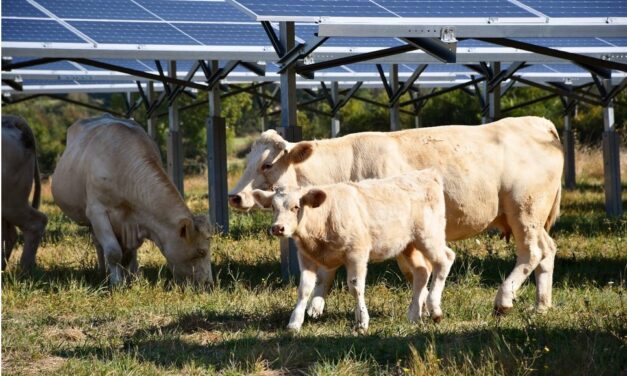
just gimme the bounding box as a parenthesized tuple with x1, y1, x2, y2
(2, 0, 626, 94)
(230, 0, 627, 19)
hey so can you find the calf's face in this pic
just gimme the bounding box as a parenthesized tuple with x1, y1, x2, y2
(228, 130, 314, 211)
(252, 188, 327, 237)
(165, 215, 213, 285)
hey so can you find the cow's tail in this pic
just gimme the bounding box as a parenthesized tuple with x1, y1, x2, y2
(545, 185, 561, 232)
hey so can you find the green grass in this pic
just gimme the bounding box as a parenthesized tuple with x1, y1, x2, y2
(2, 173, 626, 375)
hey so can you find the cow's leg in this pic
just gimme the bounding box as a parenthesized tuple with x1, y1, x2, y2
(534, 229, 557, 313)
(306, 265, 337, 319)
(121, 248, 139, 283)
(396, 255, 413, 284)
(346, 255, 369, 333)
(2, 220, 18, 271)
(400, 245, 431, 322)
(287, 252, 318, 332)
(494, 224, 543, 314)
(92, 231, 107, 276)
(13, 208, 47, 270)
(423, 246, 455, 323)
(86, 204, 124, 286)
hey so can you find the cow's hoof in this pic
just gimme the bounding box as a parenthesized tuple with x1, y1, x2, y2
(493, 306, 512, 316)
(432, 315, 442, 324)
(286, 323, 302, 332)
(307, 297, 325, 319)
(535, 305, 551, 314)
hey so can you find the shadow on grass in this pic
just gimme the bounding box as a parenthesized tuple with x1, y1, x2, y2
(56, 314, 624, 374)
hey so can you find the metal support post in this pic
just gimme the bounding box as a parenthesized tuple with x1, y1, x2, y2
(331, 81, 340, 137)
(206, 60, 229, 234)
(167, 61, 184, 196)
(146, 81, 157, 141)
(390, 64, 400, 131)
(602, 79, 623, 217)
(279, 21, 302, 279)
(563, 108, 576, 190)
(488, 62, 501, 122)
(258, 85, 267, 132)
(481, 80, 490, 124)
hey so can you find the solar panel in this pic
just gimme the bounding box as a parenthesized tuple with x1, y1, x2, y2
(135, 0, 252, 22)
(2, 0, 47, 17)
(36, 0, 157, 20)
(374, 0, 534, 18)
(2, 19, 85, 43)
(231, 0, 395, 20)
(67, 21, 201, 45)
(518, 0, 627, 17)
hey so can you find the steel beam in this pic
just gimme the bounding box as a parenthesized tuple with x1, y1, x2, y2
(331, 81, 340, 137)
(295, 44, 417, 75)
(279, 21, 301, 279)
(476, 38, 627, 73)
(402, 38, 456, 63)
(206, 61, 229, 234)
(261, 21, 285, 57)
(389, 64, 400, 131)
(332, 81, 363, 115)
(146, 81, 157, 142)
(167, 61, 184, 196)
(487, 62, 501, 122)
(602, 79, 623, 217)
(563, 102, 576, 191)
(400, 76, 486, 107)
(389, 64, 427, 105)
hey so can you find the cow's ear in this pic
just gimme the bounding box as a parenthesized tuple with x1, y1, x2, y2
(177, 217, 194, 243)
(301, 189, 326, 208)
(288, 142, 313, 164)
(252, 189, 274, 209)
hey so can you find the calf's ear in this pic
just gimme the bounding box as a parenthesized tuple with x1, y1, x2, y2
(252, 189, 274, 208)
(178, 217, 195, 243)
(288, 142, 313, 164)
(301, 189, 326, 208)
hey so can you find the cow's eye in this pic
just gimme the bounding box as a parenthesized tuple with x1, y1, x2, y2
(261, 163, 272, 171)
(292, 205, 300, 211)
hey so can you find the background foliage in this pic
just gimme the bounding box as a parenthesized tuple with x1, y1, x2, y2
(3, 86, 625, 174)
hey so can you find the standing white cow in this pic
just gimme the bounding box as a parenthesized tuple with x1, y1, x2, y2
(2, 115, 48, 270)
(230, 116, 563, 315)
(253, 170, 455, 332)
(52, 114, 212, 286)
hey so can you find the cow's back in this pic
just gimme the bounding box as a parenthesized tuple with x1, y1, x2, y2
(391, 116, 562, 240)
(52, 115, 160, 224)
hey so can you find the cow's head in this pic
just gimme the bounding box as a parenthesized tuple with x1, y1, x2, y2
(252, 187, 326, 237)
(164, 215, 213, 285)
(228, 130, 313, 211)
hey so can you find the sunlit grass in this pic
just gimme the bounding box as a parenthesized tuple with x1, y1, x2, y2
(2, 146, 626, 375)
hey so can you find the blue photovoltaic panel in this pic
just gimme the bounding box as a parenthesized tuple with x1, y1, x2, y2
(519, 0, 627, 17)
(296, 24, 402, 47)
(2, 0, 47, 18)
(233, 0, 395, 18)
(136, 0, 251, 22)
(77, 59, 157, 71)
(423, 64, 472, 73)
(1, 19, 84, 43)
(12, 57, 80, 71)
(599, 38, 627, 47)
(36, 0, 157, 20)
(375, 0, 534, 18)
(543, 64, 588, 73)
(69, 21, 200, 45)
(22, 79, 83, 85)
(176, 23, 271, 46)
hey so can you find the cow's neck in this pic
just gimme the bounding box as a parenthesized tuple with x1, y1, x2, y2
(122, 159, 191, 247)
(293, 140, 352, 186)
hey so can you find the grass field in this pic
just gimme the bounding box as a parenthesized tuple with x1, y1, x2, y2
(2, 146, 626, 375)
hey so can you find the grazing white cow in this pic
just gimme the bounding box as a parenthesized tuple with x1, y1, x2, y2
(231, 116, 563, 315)
(52, 114, 212, 286)
(253, 170, 455, 332)
(2, 115, 48, 270)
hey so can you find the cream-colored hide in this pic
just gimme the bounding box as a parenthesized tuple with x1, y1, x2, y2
(2, 115, 48, 270)
(233, 116, 563, 314)
(52, 114, 212, 286)
(253, 170, 455, 332)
